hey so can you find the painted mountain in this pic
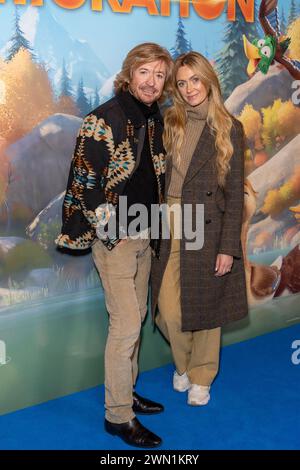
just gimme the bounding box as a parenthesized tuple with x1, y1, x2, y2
(1, 6, 110, 95)
(5, 113, 82, 216)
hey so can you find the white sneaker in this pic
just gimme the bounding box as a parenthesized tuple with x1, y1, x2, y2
(173, 371, 191, 392)
(188, 384, 210, 406)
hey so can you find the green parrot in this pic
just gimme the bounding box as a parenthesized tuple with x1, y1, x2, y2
(243, 0, 300, 80)
(243, 34, 290, 76)
(252, 36, 276, 74)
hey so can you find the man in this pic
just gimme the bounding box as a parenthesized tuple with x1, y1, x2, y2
(56, 43, 173, 448)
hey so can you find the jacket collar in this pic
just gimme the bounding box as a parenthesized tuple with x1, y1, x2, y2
(116, 90, 163, 127)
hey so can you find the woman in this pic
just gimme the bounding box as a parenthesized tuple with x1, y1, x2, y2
(151, 52, 248, 406)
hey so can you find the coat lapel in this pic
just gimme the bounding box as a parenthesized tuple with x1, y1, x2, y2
(183, 122, 216, 187)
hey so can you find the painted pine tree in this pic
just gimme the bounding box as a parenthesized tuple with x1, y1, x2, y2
(92, 84, 100, 109)
(60, 59, 73, 98)
(6, 7, 34, 61)
(56, 58, 77, 115)
(215, 1, 259, 100)
(76, 78, 90, 117)
(171, 18, 192, 59)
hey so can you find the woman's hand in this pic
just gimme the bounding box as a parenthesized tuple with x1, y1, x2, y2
(214, 254, 233, 276)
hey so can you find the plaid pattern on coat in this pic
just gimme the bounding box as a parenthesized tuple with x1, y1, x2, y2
(151, 119, 249, 331)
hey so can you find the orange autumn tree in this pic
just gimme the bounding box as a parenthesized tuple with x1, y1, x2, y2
(261, 99, 300, 154)
(261, 166, 300, 217)
(0, 58, 9, 191)
(238, 104, 268, 168)
(0, 137, 9, 206)
(0, 48, 57, 142)
(277, 101, 300, 143)
(0, 56, 5, 102)
(0, 136, 10, 229)
(238, 104, 262, 147)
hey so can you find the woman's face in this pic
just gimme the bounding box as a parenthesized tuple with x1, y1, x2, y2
(176, 65, 208, 106)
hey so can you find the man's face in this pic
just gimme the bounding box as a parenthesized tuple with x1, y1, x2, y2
(129, 60, 167, 106)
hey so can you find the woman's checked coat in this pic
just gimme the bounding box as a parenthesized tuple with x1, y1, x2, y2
(151, 119, 249, 331)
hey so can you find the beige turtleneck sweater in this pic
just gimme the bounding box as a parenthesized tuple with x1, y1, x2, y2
(168, 97, 209, 198)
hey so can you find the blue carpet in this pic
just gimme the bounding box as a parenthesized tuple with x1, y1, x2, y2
(1, 324, 300, 450)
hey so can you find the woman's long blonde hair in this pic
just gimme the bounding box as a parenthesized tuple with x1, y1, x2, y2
(163, 52, 236, 187)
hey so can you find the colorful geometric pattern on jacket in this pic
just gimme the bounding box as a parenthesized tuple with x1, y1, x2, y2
(55, 93, 165, 251)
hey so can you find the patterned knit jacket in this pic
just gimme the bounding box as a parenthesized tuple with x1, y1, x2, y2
(55, 91, 166, 251)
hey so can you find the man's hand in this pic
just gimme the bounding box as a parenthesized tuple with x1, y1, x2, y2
(214, 254, 233, 277)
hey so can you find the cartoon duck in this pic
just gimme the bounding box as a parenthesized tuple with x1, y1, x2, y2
(243, 0, 300, 80)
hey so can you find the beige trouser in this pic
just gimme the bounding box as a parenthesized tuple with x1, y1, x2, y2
(92, 235, 151, 424)
(157, 196, 221, 386)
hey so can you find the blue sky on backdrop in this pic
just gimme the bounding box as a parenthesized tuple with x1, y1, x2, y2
(0, 0, 296, 73)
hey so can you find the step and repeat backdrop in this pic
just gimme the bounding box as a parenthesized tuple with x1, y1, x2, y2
(0, 0, 300, 414)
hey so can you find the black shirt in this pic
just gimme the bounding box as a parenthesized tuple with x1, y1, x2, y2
(121, 94, 159, 234)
